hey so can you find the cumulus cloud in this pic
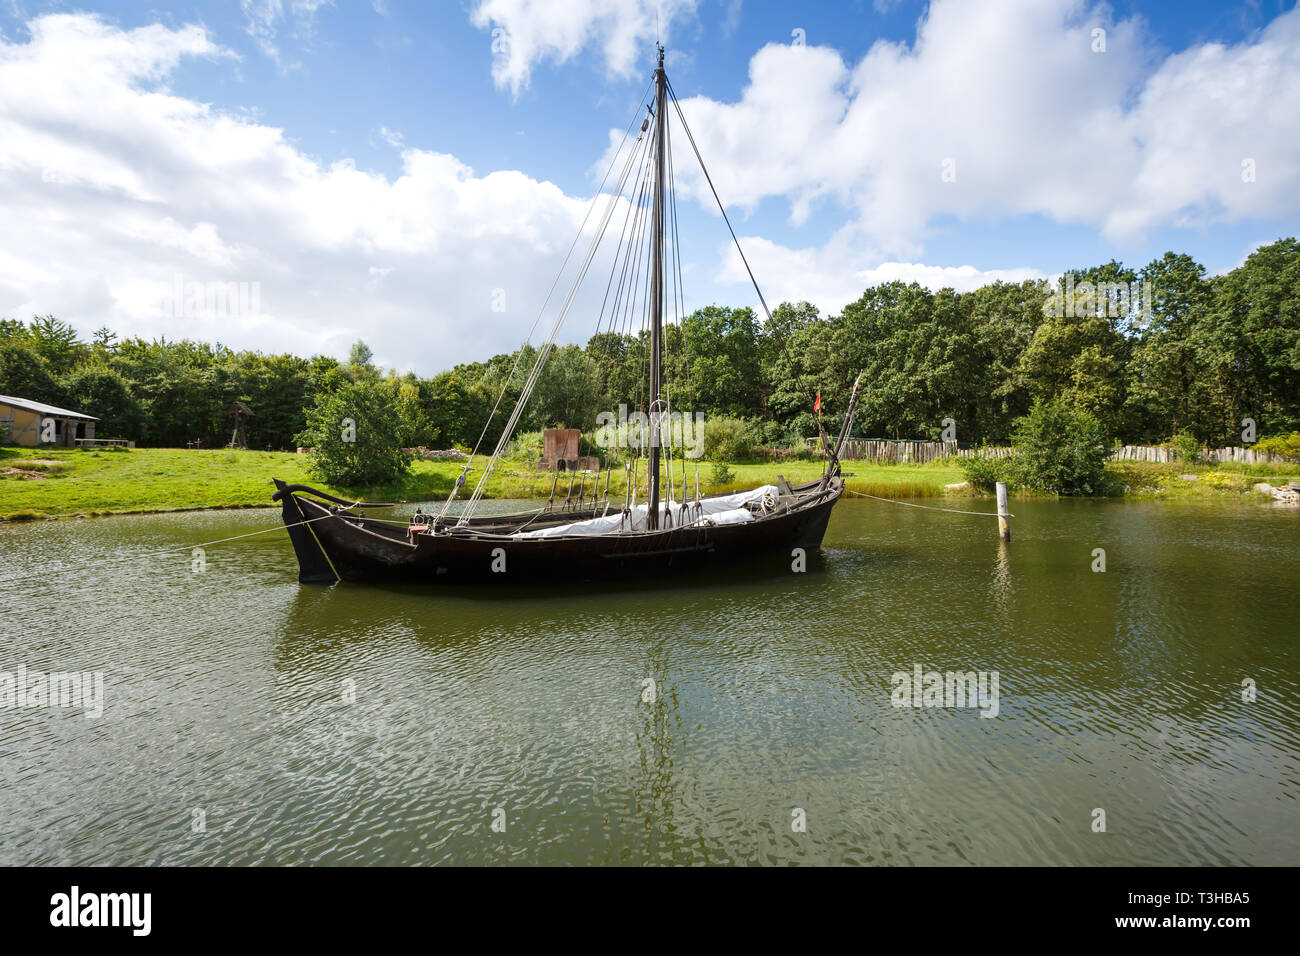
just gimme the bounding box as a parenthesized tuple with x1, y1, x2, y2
(0, 14, 616, 372)
(6, 1, 1300, 380)
(470, 0, 699, 96)
(718, 233, 1046, 316)
(666, 0, 1300, 255)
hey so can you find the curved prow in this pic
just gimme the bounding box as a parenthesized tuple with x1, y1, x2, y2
(272, 478, 352, 583)
(270, 481, 394, 508)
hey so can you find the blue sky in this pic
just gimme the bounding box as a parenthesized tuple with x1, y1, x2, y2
(0, 0, 1297, 373)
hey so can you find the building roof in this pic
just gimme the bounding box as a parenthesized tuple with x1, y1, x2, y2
(0, 394, 98, 421)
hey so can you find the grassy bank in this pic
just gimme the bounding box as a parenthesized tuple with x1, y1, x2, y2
(1108, 460, 1299, 498)
(2, 446, 1293, 520)
(0, 446, 963, 519)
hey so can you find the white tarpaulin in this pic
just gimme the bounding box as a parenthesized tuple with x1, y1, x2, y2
(513, 485, 778, 539)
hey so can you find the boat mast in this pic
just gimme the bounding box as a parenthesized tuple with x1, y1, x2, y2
(647, 44, 667, 530)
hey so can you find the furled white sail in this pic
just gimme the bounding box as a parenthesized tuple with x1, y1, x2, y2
(513, 485, 778, 539)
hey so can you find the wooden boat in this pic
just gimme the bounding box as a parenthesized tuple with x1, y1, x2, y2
(273, 472, 845, 584)
(275, 47, 860, 585)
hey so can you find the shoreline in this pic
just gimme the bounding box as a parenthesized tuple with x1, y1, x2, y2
(1, 446, 1294, 521)
(2, 447, 1289, 522)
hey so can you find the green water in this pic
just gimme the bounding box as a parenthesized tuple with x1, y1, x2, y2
(0, 497, 1297, 865)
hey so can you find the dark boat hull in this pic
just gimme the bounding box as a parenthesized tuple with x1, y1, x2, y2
(273, 478, 842, 584)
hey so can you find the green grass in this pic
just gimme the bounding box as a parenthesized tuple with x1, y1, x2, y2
(4, 446, 1290, 519)
(0, 446, 320, 519)
(0, 446, 963, 519)
(1107, 460, 1300, 498)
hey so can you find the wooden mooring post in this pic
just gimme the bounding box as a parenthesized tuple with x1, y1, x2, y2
(996, 482, 1011, 541)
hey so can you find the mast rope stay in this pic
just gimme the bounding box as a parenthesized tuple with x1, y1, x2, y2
(437, 77, 654, 522)
(664, 75, 772, 325)
(455, 91, 660, 526)
(665, 74, 827, 431)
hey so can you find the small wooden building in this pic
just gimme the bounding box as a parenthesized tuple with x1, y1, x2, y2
(0, 394, 97, 447)
(537, 427, 599, 472)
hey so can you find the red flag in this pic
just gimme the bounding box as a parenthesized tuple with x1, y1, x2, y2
(813, 390, 821, 414)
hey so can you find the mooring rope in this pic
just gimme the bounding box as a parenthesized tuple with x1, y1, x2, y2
(0, 504, 360, 584)
(845, 489, 1012, 517)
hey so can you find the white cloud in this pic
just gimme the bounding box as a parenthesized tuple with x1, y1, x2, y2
(717, 232, 1045, 316)
(240, 0, 332, 66)
(7, 1, 1300, 381)
(664, 0, 1300, 256)
(470, 0, 699, 96)
(0, 14, 621, 372)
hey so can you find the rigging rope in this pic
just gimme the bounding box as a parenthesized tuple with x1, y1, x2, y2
(665, 76, 773, 325)
(455, 94, 659, 525)
(664, 75, 826, 441)
(439, 78, 655, 521)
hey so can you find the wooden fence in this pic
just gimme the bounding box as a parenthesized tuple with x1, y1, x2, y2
(1110, 445, 1283, 464)
(806, 438, 1013, 463)
(807, 437, 1286, 465)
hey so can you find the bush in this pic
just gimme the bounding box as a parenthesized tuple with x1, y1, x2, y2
(1167, 430, 1201, 464)
(703, 416, 757, 462)
(958, 451, 1016, 492)
(294, 380, 411, 487)
(1255, 431, 1300, 462)
(710, 462, 735, 486)
(747, 419, 799, 448)
(508, 430, 543, 462)
(1011, 398, 1111, 495)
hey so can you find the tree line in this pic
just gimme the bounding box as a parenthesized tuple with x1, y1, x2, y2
(2, 238, 1296, 452)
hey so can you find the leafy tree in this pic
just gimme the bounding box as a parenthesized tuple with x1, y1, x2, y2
(1209, 238, 1300, 437)
(1125, 252, 1213, 440)
(759, 300, 820, 404)
(0, 319, 32, 347)
(296, 380, 410, 487)
(766, 314, 839, 439)
(347, 340, 380, 383)
(587, 330, 635, 412)
(966, 280, 1046, 440)
(61, 368, 144, 439)
(348, 340, 374, 368)
(1018, 301, 1128, 440)
(680, 305, 764, 417)
(92, 326, 118, 352)
(426, 370, 477, 448)
(530, 344, 601, 429)
(0, 342, 64, 404)
(29, 315, 87, 375)
(393, 376, 433, 447)
(837, 281, 973, 439)
(237, 352, 313, 449)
